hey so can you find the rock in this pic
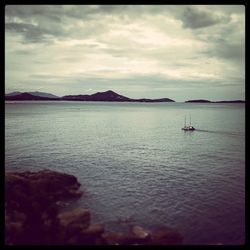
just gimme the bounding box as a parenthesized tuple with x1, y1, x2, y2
(5, 170, 83, 211)
(67, 189, 83, 198)
(131, 225, 151, 240)
(5, 170, 84, 245)
(57, 208, 90, 229)
(151, 228, 183, 245)
(101, 231, 146, 245)
(80, 224, 105, 237)
(128, 225, 151, 244)
(101, 232, 126, 245)
(72, 224, 105, 245)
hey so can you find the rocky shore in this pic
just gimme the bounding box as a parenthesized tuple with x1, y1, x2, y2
(5, 170, 183, 245)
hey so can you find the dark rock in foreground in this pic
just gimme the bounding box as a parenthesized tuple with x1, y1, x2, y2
(5, 170, 183, 245)
(5, 170, 83, 245)
(5, 170, 82, 204)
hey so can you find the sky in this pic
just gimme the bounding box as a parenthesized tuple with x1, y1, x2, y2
(5, 5, 245, 101)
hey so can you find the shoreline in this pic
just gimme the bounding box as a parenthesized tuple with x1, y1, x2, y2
(5, 169, 183, 245)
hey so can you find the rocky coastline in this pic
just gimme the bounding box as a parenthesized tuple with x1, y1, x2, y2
(5, 170, 183, 245)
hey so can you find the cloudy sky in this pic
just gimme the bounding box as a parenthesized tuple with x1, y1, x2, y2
(5, 5, 245, 101)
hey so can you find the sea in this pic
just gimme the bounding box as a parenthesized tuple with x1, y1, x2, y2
(5, 101, 245, 245)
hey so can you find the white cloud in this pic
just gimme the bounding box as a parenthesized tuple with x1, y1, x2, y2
(5, 5, 245, 101)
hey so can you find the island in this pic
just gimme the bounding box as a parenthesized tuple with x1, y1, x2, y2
(185, 99, 245, 103)
(214, 100, 245, 103)
(5, 90, 175, 103)
(5, 92, 61, 101)
(185, 99, 211, 103)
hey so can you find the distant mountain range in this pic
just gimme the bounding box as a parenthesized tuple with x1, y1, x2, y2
(5, 91, 59, 99)
(5, 90, 175, 102)
(5, 92, 60, 101)
(5, 91, 245, 103)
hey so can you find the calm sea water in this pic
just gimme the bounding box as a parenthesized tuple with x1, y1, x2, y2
(5, 101, 245, 245)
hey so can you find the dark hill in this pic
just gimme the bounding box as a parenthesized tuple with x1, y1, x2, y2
(62, 90, 175, 102)
(5, 92, 60, 101)
(62, 94, 90, 101)
(6, 90, 175, 102)
(86, 90, 131, 101)
(185, 99, 211, 103)
(5, 91, 22, 96)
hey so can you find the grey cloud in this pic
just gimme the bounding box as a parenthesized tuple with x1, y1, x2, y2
(180, 7, 222, 29)
(95, 5, 121, 13)
(181, 7, 245, 64)
(5, 21, 65, 43)
(5, 6, 69, 43)
(5, 5, 113, 21)
(67, 5, 156, 16)
(202, 41, 245, 65)
(199, 20, 245, 63)
(5, 5, 170, 24)
(5, 5, 114, 43)
(4, 5, 181, 44)
(215, 43, 244, 61)
(5, 5, 64, 20)
(6, 22, 35, 32)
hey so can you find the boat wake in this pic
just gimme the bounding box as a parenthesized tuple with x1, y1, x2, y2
(195, 129, 241, 136)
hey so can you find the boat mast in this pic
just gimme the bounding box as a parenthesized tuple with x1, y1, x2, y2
(184, 115, 186, 127)
(190, 114, 191, 126)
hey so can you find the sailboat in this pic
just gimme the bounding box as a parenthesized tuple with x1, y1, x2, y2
(182, 115, 195, 131)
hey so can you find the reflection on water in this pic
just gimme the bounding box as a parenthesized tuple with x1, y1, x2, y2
(5, 102, 245, 245)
